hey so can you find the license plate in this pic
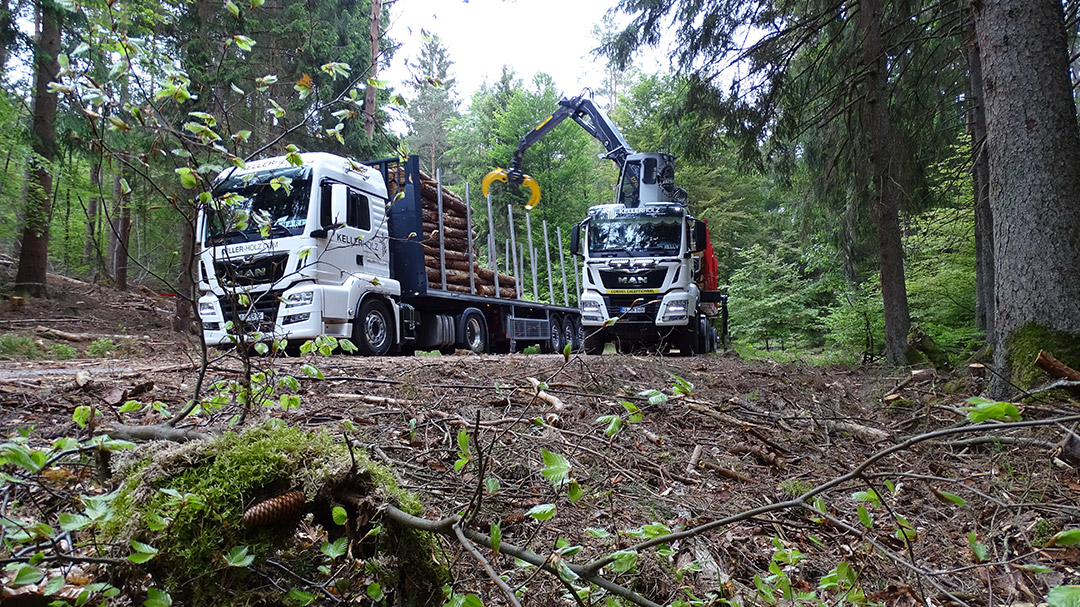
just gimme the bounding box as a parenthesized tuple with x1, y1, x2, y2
(620, 306, 646, 314)
(239, 310, 265, 322)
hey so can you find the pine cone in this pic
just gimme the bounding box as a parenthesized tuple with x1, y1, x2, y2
(242, 490, 306, 527)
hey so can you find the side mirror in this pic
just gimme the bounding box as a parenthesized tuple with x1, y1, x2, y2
(330, 183, 348, 227)
(570, 223, 581, 256)
(693, 220, 708, 253)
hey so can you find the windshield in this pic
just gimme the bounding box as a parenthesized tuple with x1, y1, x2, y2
(587, 216, 683, 257)
(205, 166, 312, 245)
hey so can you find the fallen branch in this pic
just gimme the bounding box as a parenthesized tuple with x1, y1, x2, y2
(384, 506, 662, 607)
(34, 325, 148, 343)
(103, 424, 210, 442)
(526, 377, 564, 410)
(1035, 350, 1080, 381)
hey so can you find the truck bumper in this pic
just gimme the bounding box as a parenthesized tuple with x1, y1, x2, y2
(198, 288, 351, 346)
(579, 290, 696, 328)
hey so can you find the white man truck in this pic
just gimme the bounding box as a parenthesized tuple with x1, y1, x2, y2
(196, 153, 581, 355)
(484, 93, 727, 355)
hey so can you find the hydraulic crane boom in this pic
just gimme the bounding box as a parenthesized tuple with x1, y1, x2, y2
(483, 92, 683, 210)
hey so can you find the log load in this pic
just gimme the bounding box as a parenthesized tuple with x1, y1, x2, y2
(389, 164, 522, 298)
(425, 265, 517, 290)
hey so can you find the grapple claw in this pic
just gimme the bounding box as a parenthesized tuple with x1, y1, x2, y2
(481, 167, 542, 210)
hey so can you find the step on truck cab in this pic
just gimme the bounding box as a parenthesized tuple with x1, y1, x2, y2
(196, 153, 581, 355)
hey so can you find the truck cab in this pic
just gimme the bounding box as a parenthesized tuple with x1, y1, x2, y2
(572, 202, 719, 355)
(196, 153, 402, 353)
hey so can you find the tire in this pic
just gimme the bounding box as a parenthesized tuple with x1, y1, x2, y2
(354, 299, 393, 356)
(572, 318, 584, 352)
(697, 317, 709, 354)
(677, 326, 697, 357)
(584, 330, 605, 355)
(562, 318, 574, 354)
(463, 313, 488, 354)
(542, 316, 563, 354)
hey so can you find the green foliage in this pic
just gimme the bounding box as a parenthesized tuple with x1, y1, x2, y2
(728, 244, 823, 350)
(50, 343, 78, 360)
(0, 333, 43, 359)
(86, 338, 117, 358)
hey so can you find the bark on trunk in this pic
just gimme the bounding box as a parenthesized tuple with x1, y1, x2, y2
(82, 160, 101, 269)
(859, 0, 910, 366)
(363, 0, 382, 137)
(14, 1, 60, 297)
(964, 13, 995, 340)
(972, 0, 1080, 396)
(173, 202, 197, 333)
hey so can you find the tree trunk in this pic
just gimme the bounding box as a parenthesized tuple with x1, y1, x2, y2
(964, 12, 994, 340)
(14, 0, 60, 297)
(82, 160, 101, 271)
(859, 0, 910, 366)
(972, 0, 1080, 396)
(363, 0, 382, 137)
(114, 153, 131, 291)
(173, 202, 197, 333)
(0, 0, 12, 73)
(107, 168, 121, 281)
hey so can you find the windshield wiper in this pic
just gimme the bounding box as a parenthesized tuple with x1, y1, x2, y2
(266, 224, 293, 238)
(210, 230, 252, 245)
(596, 248, 634, 258)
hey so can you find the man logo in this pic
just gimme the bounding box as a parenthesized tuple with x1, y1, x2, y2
(617, 275, 647, 286)
(238, 266, 268, 279)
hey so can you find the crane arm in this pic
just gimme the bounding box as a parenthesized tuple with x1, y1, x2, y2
(507, 94, 634, 179)
(483, 93, 632, 210)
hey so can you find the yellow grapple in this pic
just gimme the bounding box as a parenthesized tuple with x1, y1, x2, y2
(481, 167, 541, 210)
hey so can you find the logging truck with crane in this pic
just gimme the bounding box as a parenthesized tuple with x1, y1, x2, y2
(483, 93, 727, 355)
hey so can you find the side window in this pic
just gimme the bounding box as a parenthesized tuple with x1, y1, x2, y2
(347, 190, 371, 230)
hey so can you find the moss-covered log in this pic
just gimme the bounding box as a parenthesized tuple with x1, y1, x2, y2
(102, 422, 446, 606)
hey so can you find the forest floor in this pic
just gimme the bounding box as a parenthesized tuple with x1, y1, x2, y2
(0, 269, 1078, 607)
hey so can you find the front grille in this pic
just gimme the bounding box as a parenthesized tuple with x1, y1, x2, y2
(220, 290, 283, 334)
(604, 295, 661, 322)
(215, 254, 289, 287)
(598, 268, 667, 290)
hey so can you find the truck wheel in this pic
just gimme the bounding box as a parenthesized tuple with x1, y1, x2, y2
(463, 312, 488, 354)
(677, 326, 697, 357)
(584, 330, 605, 355)
(572, 318, 584, 352)
(542, 316, 563, 354)
(697, 317, 709, 354)
(354, 299, 393, 356)
(562, 318, 574, 354)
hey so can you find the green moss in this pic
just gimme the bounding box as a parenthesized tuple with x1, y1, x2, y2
(1005, 323, 1080, 389)
(104, 421, 443, 606)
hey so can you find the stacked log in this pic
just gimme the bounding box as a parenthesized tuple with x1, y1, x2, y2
(390, 165, 518, 296)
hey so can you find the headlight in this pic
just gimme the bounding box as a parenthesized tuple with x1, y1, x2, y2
(284, 291, 314, 308)
(198, 301, 217, 316)
(662, 298, 688, 321)
(581, 300, 602, 314)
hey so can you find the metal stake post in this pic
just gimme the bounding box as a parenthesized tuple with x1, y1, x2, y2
(557, 226, 569, 306)
(543, 220, 555, 304)
(436, 169, 446, 290)
(525, 212, 538, 301)
(507, 204, 520, 299)
(465, 183, 474, 294)
(487, 193, 499, 297)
